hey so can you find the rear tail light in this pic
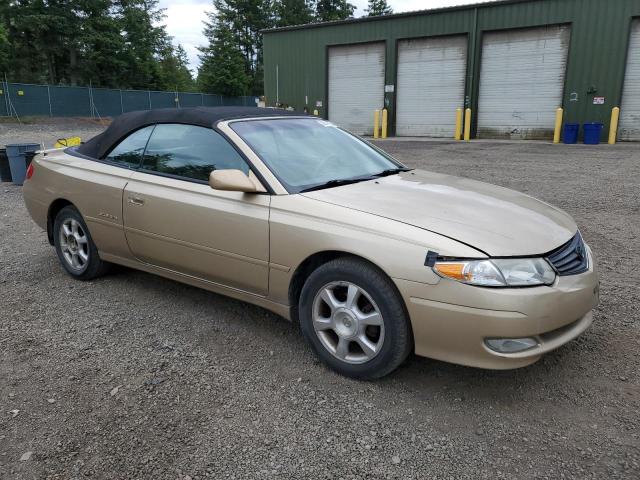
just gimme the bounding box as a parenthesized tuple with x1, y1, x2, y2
(25, 163, 34, 180)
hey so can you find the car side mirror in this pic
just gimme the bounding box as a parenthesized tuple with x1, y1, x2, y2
(209, 169, 258, 193)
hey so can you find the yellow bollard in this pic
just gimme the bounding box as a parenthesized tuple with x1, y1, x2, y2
(374, 110, 380, 139)
(463, 108, 472, 141)
(609, 107, 620, 145)
(381, 109, 388, 139)
(454, 108, 463, 141)
(553, 108, 563, 144)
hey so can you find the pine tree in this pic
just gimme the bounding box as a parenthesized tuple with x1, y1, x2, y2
(75, 0, 128, 87)
(204, 0, 275, 95)
(315, 0, 355, 22)
(198, 12, 251, 96)
(274, 0, 314, 27)
(6, 0, 74, 84)
(115, 0, 168, 89)
(365, 0, 392, 16)
(1, 0, 264, 95)
(158, 43, 195, 92)
(0, 22, 8, 75)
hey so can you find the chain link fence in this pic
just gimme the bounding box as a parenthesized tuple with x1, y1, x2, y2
(0, 81, 258, 118)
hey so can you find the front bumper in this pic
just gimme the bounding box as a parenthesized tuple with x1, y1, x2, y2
(394, 252, 599, 369)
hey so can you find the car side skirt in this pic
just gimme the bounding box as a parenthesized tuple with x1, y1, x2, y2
(100, 252, 292, 320)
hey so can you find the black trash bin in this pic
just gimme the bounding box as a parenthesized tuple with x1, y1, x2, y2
(0, 148, 11, 182)
(25, 151, 37, 167)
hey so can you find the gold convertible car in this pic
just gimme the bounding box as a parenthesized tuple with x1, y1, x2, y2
(23, 107, 599, 378)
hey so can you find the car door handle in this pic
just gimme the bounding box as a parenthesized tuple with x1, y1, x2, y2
(127, 196, 145, 206)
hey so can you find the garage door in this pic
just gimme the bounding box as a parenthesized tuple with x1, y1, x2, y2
(620, 20, 640, 141)
(328, 43, 385, 135)
(396, 36, 467, 137)
(478, 25, 570, 139)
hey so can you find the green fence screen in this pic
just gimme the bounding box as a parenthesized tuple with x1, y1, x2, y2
(0, 82, 258, 118)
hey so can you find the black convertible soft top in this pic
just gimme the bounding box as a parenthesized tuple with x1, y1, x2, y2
(76, 106, 304, 159)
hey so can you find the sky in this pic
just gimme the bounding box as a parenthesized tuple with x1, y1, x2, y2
(158, 0, 495, 71)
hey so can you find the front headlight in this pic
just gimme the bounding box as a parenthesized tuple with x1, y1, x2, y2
(433, 258, 556, 287)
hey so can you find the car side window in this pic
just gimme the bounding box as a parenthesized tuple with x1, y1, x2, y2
(104, 125, 154, 168)
(141, 124, 249, 181)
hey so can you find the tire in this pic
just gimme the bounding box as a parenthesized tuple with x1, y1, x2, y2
(299, 257, 413, 379)
(53, 205, 110, 280)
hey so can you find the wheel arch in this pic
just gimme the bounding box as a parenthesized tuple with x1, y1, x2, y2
(287, 250, 408, 325)
(46, 198, 74, 245)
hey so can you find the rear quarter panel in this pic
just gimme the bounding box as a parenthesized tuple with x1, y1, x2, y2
(23, 149, 135, 260)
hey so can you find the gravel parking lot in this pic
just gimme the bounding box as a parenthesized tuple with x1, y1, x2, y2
(1, 119, 639, 479)
(0, 117, 106, 148)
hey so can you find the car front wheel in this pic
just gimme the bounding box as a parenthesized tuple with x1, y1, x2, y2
(299, 257, 413, 379)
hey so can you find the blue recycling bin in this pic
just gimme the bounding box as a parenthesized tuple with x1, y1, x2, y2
(583, 123, 604, 145)
(563, 123, 579, 144)
(5, 143, 40, 185)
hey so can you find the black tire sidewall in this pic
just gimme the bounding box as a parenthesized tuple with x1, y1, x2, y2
(53, 206, 104, 280)
(299, 258, 412, 379)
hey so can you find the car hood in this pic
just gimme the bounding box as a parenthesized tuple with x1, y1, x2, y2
(301, 169, 577, 256)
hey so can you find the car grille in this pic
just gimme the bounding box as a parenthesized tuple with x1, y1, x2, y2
(546, 232, 589, 276)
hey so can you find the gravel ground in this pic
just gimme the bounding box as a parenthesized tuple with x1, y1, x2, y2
(0, 117, 106, 148)
(1, 119, 639, 479)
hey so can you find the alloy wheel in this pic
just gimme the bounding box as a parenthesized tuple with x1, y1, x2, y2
(311, 281, 385, 364)
(58, 218, 89, 271)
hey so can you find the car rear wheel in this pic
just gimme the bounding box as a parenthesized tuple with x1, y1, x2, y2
(53, 205, 109, 280)
(299, 257, 413, 379)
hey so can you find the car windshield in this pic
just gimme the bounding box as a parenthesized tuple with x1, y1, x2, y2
(230, 118, 405, 192)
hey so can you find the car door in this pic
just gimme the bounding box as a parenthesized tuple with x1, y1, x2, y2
(70, 125, 156, 260)
(122, 123, 271, 296)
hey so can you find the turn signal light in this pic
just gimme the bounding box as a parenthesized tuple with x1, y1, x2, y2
(433, 263, 469, 281)
(25, 163, 34, 180)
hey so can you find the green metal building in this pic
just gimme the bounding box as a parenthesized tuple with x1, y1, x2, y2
(263, 0, 640, 141)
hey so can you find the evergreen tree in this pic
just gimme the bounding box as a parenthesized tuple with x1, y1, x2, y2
(158, 43, 195, 92)
(0, 0, 248, 93)
(202, 0, 275, 95)
(6, 0, 73, 84)
(198, 12, 250, 96)
(365, 0, 392, 16)
(275, 0, 314, 27)
(0, 22, 8, 75)
(315, 0, 355, 22)
(114, 0, 168, 89)
(75, 0, 128, 87)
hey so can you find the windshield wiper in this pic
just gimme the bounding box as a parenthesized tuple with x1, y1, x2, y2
(299, 177, 371, 193)
(373, 167, 412, 177)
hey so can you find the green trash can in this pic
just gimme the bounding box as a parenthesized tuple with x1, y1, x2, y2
(5, 143, 40, 185)
(0, 148, 12, 182)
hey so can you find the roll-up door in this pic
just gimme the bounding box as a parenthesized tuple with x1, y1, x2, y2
(620, 20, 640, 141)
(478, 25, 570, 139)
(328, 43, 385, 135)
(396, 36, 467, 137)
